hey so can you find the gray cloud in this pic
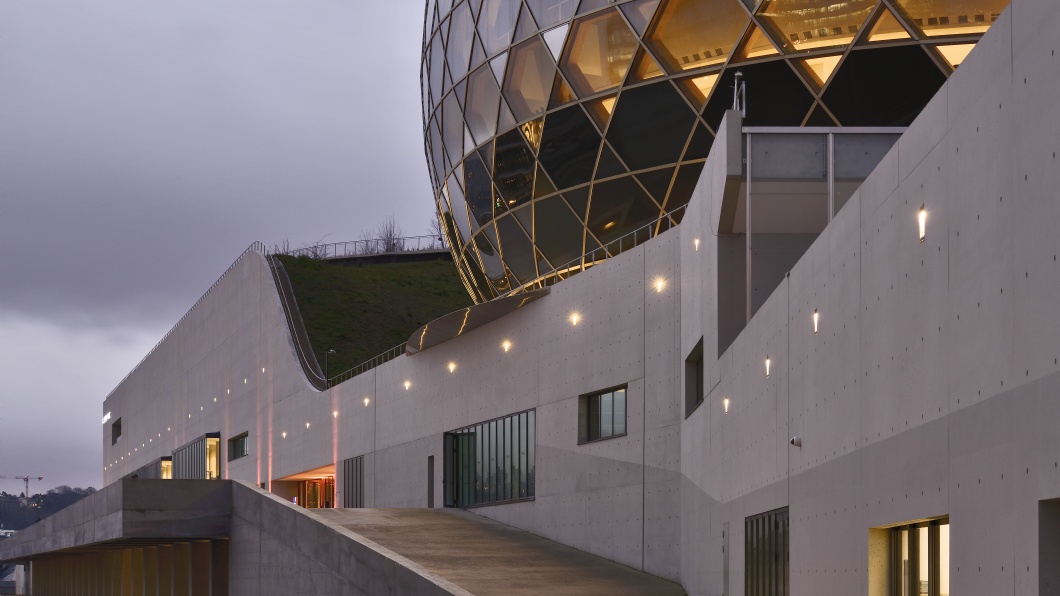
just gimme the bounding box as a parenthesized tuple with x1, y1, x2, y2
(0, 0, 436, 490)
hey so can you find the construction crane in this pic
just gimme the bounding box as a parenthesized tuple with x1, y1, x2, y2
(0, 475, 43, 503)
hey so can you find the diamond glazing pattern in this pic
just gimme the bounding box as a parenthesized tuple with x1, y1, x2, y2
(422, 0, 1007, 302)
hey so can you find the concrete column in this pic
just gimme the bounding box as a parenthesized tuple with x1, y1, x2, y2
(157, 545, 173, 596)
(131, 548, 145, 596)
(189, 540, 210, 596)
(122, 549, 134, 596)
(210, 540, 228, 596)
(143, 546, 159, 596)
(172, 542, 191, 596)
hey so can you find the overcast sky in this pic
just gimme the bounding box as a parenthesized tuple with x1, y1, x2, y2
(0, 0, 435, 492)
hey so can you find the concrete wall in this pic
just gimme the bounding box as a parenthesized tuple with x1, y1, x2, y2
(101, 0, 1060, 593)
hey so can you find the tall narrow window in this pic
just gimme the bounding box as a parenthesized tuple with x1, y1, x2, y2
(578, 386, 627, 443)
(444, 409, 535, 507)
(111, 418, 122, 445)
(887, 518, 949, 596)
(745, 507, 789, 596)
(685, 338, 704, 416)
(342, 455, 365, 508)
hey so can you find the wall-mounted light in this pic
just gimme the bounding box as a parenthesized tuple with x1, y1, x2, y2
(213, 397, 217, 402)
(167, 427, 171, 432)
(813, 309, 819, 335)
(262, 367, 266, 373)
(918, 205, 927, 242)
(306, 422, 310, 429)
(569, 311, 581, 326)
(227, 389, 230, 395)
(502, 340, 512, 352)
(723, 397, 730, 414)
(333, 410, 338, 419)
(694, 238, 700, 251)
(765, 357, 771, 378)
(282, 432, 287, 439)
(404, 380, 411, 390)
(448, 361, 457, 373)
(200, 406, 203, 411)
(364, 397, 371, 407)
(244, 378, 247, 384)
(102, 412, 111, 424)
(188, 413, 191, 419)
(653, 277, 666, 293)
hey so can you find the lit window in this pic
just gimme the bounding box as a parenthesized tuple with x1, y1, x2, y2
(746, 507, 789, 594)
(579, 387, 627, 443)
(876, 517, 950, 596)
(228, 432, 250, 462)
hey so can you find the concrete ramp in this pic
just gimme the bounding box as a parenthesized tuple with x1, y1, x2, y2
(313, 508, 685, 595)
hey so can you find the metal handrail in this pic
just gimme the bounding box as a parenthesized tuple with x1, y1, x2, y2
(103, 242, 267, 401)
(327, 342, 408, 387)
(267, 256, 328, 390)
(281, 235, 446, 260)
(505, 203, 688, 297)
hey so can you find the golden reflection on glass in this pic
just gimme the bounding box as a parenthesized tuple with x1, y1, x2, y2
(585, 94, 617, 130)
(799, 54, 842, 88)
(676, 73, 720, 109)
(939, 524, 950, 596)
(503, 37, 556, 122)
(464, 66, 502, 146)
(867, 7, 912, 42)
(629, 49, 665, 81)
(735, 24, 780, 60)
(645, 0, 747, 72)
(520, 117, 544, 152)
(549, 73, 577, 108)
(559, 10, 639, 97)
(757, 0, 875, 53)
(891, 0, 1007, 37)
(935, 43, 976, 69)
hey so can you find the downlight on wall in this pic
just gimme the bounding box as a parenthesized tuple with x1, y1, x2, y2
(404, 380, 411, 391)
(654, 277, 666, 293)
(364, 397, 371, 407)
(813, 310, 820, 335)
(569, 311, 581, 326)
(448, 361, 457, 373)
(694, 238, 700, 251)
(723, 397, 730, 414)
(765, 357, 771, 378)
(919, 205, 927, 242)
(502, 340, 512, 352)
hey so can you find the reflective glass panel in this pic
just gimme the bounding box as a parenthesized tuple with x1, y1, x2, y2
(464, 65, 502, 146)
(595, 144, 626, 179)
(645, 0, 746, 72)
(429, 33, 447, 111)
(734, 24, 780, 60)
(534, 196, 586, 267)
(629, 48, 665, 81)
(479, 0, 519, 56)
(675, 72, 719, 109)
(446, 175, 474, 244)
(533, 164, 558, 198)
(620, 0, 661, 37)
(527, 0, 578, 30)
(447, 2, 475, 82)
(549, 72, 577, 108)
(496, 215, 538, 283)
(514, 3, 539, 42)
(891, 0, 1007, 37)
(606, 81, 696, 171)
(493, 127, 536, 208)
(866, 7, 911, 42)
(936, 43, 976, 69)
(538, 104, 602, 189)
(601, 391, 613, 436)
(463, 152, 495, 229)
(613, 389, 626, 434)
(503, 37, 556, 122)
(757, 0, 875, 53)
(559, 9, 638, 97)
(442, 91, 465, 167)
(588, 176, 662, 245)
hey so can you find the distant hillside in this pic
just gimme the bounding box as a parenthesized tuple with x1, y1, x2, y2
(0, 486, 96, 532)
(274, 255, 473, 376)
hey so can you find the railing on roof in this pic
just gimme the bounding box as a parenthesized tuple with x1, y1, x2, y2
(504, 203, 688, 297)
(103, 242, 267, 400)
(282, 235, 446, 260)
(321, 203, 690, 388)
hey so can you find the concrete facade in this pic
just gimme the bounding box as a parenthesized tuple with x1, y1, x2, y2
(85, 0, 1060, 593)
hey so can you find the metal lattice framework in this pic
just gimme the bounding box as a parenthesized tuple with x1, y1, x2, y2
(421, 0, 1008, 302)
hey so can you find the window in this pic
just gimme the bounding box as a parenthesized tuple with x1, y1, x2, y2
(882, 517, 950, 596)
(111, 418, 122, 445)
(746, 507, 789, 596)
(444, 409, 535, 507)
(579, 387, 627, 443)
(341, 455, 365, 508)
(685, 338, 704, 416)
(172, 432, 221, 480)
(227, 432, 249, 462)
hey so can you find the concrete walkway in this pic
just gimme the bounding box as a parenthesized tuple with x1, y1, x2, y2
(314, 508, 686, 596)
